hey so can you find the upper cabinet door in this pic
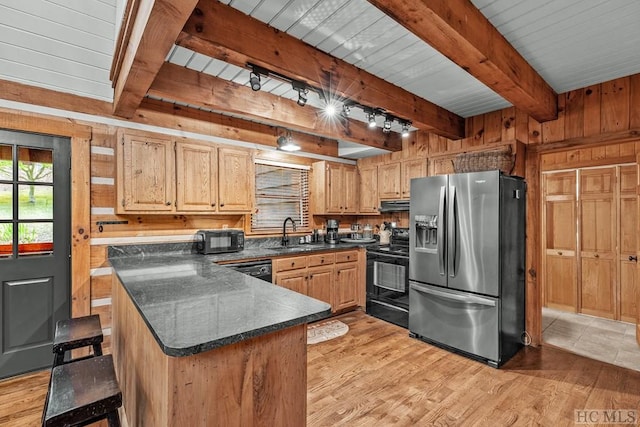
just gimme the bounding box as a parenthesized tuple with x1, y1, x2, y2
(358, 166, 379, 214)
(119, 132, 175, 212)
(176, 142, 218, 212)
(343, 165, 358, 214)
(378, 162, 401, 199)
(401, 159, 427, 199)
(326, 163, 343, 213)
(218, 147, 253, 212)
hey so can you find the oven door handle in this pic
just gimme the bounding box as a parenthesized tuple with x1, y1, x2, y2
(368, 251, 409, 260)
(410, 282, 496, 307)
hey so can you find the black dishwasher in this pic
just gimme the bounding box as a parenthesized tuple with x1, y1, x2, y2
(226, 259, 272, 283)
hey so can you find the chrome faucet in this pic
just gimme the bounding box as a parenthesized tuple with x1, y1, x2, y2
(282, 217, 296, 247)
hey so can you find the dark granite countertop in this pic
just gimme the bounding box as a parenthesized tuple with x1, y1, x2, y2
(109, 251, 333, 357)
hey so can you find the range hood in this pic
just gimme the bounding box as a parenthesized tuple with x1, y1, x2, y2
(379, 200, 410, 212)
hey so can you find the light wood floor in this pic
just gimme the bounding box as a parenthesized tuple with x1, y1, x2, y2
(308, 311, 640, 426)
(3, 311, 640, 426)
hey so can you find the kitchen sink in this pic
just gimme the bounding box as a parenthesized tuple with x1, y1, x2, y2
(267, 245, 320, 253)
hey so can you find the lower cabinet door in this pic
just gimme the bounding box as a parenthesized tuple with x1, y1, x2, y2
(334, 262, 358, 311)
(307, 266, 334, 310)
(275, 270, 308, 295)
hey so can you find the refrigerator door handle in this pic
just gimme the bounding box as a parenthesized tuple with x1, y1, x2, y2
(437, 186, 446, 275)
(410, 282, 496, 307)
(448, 185, 457, 277)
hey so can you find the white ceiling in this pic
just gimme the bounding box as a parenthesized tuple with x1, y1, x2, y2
(1, 0, 640, 158)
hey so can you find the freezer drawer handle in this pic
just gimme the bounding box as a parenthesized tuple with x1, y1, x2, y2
(410, 283, 496, 307)
(437, 185, 446, 275)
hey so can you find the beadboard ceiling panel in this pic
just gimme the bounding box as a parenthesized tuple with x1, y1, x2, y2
(472, 0, 640, 93)
(0, 0, 116, 101)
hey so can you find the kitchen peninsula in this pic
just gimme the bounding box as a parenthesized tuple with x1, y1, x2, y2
(109, 245, 332, 426)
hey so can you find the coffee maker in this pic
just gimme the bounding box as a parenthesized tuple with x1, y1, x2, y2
(325, 219, 339, 244)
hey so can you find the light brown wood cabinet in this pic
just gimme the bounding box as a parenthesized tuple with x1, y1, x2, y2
(543, 164, 637, 322)
(311, 161, 358, 214)
(273, 250, 361, 312)
(176, 142, 217, 212)
(118, 131, 175, 212)
(378, 162, 401, 199)
(358, 165, 379, 214)
(429, 155, 455, 176)
(118, 130, 253, 214)
(217, 147, 254, 212)
(401, 159, 427, 198)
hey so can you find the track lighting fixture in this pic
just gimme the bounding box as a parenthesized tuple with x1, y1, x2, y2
(276, 133, 301, 152)
(366, 109, 377, 128)
(383, 116, 392, 133)
(401, 121, 411, 137)
(249, 71, 261, 91)
(292, 81, 308, 107)
(342, 104, 351, 116)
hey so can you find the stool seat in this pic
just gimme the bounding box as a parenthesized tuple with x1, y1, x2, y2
(53, 315, 103, 366)
(43, 354, 122, 427)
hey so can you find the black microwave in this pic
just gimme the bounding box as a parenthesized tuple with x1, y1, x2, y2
(195, 230, 244, 254)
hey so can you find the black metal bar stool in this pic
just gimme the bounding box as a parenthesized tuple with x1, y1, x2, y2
(42, 354, 122, 427)
(52, 314, 103, 366)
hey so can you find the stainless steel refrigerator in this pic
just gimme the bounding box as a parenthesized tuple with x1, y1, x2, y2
(409, 170, 526, 367)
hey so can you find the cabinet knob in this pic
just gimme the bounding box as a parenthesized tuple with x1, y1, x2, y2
(220, 203, 225, 207)
(321, 259, 324, 263)
(557, 251, 562, 256)
(211, 203, 216, 207)
(291, 262, 295, 267)
(165, 201, 171, 206)
(594, 253, 599, 258)
(629, 256, 638, 262)
(347, 256, 350, 260)
(309, 275, 313, 279)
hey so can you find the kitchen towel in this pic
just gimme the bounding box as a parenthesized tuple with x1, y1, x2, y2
(307, 320, 349, 345)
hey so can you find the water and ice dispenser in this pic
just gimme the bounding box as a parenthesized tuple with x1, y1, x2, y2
(414, 214, 438, 252)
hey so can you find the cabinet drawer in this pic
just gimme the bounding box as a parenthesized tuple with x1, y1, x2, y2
(335, 250, 358, 264)
(274, 256, 308, 272)
(308, 253, 335, 267)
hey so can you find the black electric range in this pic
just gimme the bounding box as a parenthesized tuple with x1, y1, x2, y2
(366, 228, 410, 328)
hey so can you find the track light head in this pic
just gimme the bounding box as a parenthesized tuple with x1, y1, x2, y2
(401, 121, 411, 137)
(366, 110, 377, 128)
(342, 104, 351, 116)
(249, 71, 261, 91)
(383, 116, 392, 133)
(292, 80, 308, 107)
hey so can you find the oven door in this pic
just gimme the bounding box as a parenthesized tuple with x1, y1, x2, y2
(366, 251, 409, 308)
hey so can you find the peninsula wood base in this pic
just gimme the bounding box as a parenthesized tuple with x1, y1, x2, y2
(112, 279, 307, 426)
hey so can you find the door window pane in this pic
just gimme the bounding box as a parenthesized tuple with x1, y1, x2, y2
(0, 223, 11, 258)
(18, 184, 53, 220)
(0, 183, 11, 220)
(0, 144, 12, 180)
(18, 147, 53, 183)
(18, 222, 53, 256)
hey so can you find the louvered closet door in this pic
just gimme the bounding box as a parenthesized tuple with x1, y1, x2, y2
(579, 167, 617, 319)
(619, 165, 637, 322)
(543, 171, 578, 311)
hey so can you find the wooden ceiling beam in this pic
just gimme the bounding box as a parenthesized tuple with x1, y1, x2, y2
(367, 0, 558, 122)
(177, 0, 465, 139)
(112, 0, 198, 118)
(137, 98, 339, 157)
(149, 63, 402, 151)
